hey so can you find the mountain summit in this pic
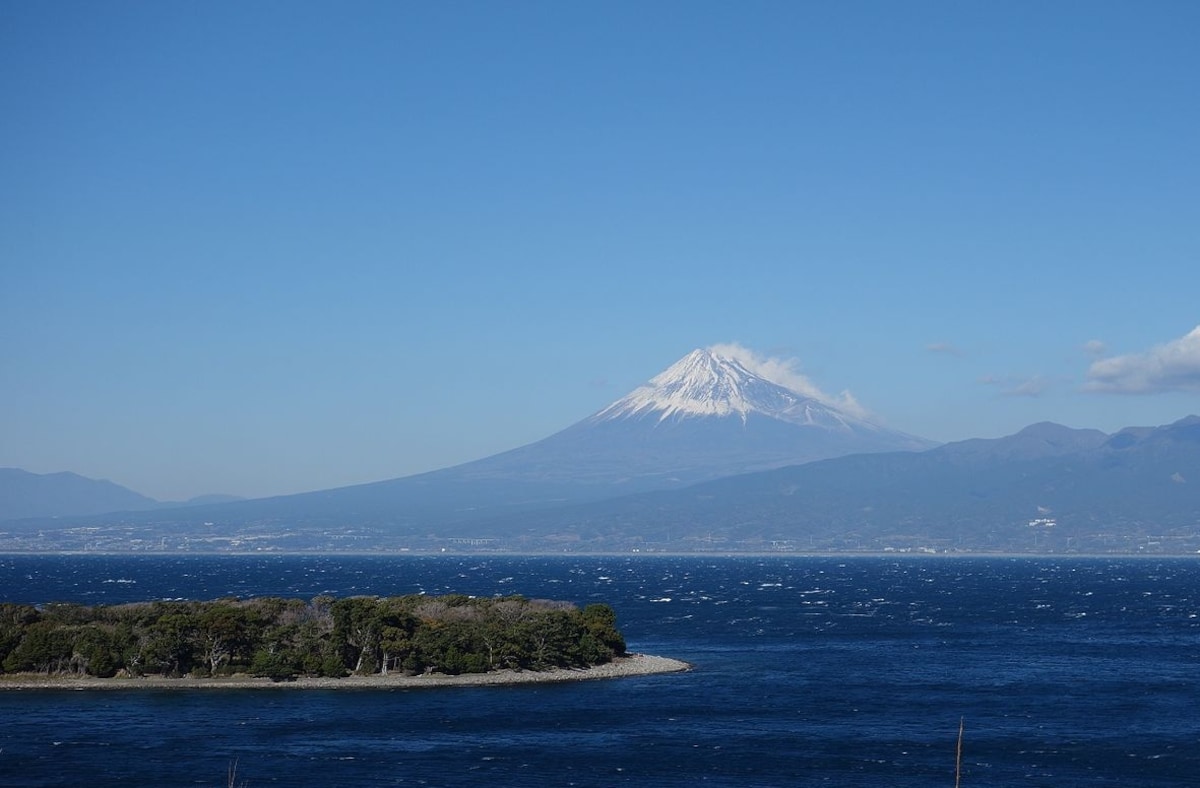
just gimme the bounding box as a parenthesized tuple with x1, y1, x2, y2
(594, 347, 865, 428)
(466, 346, 936, 490)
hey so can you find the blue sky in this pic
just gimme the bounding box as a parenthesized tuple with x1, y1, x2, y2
(2, 2, 1198, 500)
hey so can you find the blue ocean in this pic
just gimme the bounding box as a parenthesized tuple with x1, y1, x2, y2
(1, 554, 1198, 786)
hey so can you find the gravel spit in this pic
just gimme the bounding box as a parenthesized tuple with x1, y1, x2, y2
(0, 654, 691, 691)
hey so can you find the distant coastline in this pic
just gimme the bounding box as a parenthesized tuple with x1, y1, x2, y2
(0, 653, 690, 691)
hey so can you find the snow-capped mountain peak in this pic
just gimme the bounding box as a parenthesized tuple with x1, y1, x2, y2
(592, 347, 862, 429)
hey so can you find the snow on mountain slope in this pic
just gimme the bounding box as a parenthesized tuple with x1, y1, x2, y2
(593, 347, 880, 432)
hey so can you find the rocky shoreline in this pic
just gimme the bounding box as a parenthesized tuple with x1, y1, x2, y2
(0, 653, 691, 691)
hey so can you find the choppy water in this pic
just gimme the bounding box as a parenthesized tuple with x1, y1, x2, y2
(1, 554, 1198, 786)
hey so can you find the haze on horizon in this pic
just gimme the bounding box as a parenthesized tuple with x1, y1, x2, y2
(2, 3, 1198, 501)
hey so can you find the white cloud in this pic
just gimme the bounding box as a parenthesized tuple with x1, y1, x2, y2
(831, 389, 871, 420)
(979, 373, 1051, 398)
(1083, 339, 1107, 357)
(1003, 376, 1050, 398)
(1085, 325, 1200, 394)
(927, 342, 965, 357)
(708, 342, 872, 420)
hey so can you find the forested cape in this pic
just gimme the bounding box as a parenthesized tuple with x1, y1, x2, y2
(0, 595, 627, 681)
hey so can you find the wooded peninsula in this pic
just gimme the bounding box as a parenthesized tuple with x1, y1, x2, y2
(0, 594, 629, 682)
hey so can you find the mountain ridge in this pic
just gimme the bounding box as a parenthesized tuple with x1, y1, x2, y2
(3, 415, 1199, 553)
(461, 416, 1200, 553)
(0, 468, 159, 521)
(2, 346, 934, 528)
(0, 468, 242, 523)
(9, 348, 1198, 554)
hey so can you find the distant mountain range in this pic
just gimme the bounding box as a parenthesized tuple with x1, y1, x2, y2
(0, 469, 242, 522)
(2, 347, 932, 528)
(0, 469, 160, 521)
(3, 346, 1198, 554)
(467, 417, 1200, 553)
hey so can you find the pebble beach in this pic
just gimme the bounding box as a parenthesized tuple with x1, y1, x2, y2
(0, 653, 690, 691)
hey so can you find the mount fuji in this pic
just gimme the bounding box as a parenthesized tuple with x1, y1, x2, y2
(11, 346, 935, 534)
(470, 347, 936, 490)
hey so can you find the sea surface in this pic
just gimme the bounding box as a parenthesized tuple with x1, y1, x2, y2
(1, 554, 1198, 787)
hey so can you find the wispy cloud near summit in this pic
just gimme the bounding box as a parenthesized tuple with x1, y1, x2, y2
(708, 343, 871, 420)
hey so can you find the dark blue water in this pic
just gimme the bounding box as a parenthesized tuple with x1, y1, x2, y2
(2, 555, 1198, 786)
